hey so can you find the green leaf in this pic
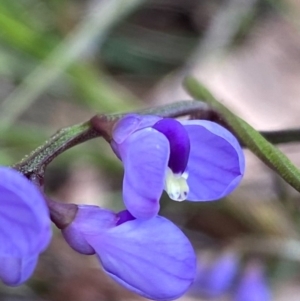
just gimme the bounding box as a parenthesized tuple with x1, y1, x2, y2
(184, 76, 300, 193)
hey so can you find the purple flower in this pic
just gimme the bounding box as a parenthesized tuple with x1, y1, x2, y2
(234, 263, 271, 301)
(111, 114, 245, 219)
(62, 205, 196, 300)
(191, 252, 239, 298)
(0, 167, 52, 285)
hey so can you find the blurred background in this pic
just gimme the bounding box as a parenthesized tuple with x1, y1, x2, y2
(1, 0, 300, 300)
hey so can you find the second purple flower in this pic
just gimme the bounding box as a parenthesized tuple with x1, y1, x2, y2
(111, 114, 245, 219)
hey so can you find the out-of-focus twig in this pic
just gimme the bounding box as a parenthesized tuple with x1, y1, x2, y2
(232, 236, 300, 262)
(184, 0, 258, 73)
(260, 129, 300, 145)
(225, 198, 299, 238)
(147, 0, 258, 105)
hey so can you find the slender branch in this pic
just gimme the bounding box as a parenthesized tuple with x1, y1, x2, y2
(260, 129, 300, 145)
(13, 100, 300, 181)
(13, 101, 218, 177)
(137, 101, 212, 118)
(13, 121, 98, 177)
(232, 236, 300, 262)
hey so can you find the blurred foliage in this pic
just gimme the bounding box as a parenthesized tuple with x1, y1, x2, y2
(2, 0, 300, 300)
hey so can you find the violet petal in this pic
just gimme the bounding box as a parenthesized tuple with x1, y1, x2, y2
(85, 214, 196, 300)
(62, 205, 117, 255)
(0, 255, 38, 286)
(112, 114, 161, 145)
(153, 118, 190, 174)
(0, 167, 52, 285)
(116, 128, 170, 219)
(196, 252, 239, 297)
(234, 264, 271, 301)
(181, 120, 245, 201)
(116, 209, 135, 225)
(0, 168, 51, 255)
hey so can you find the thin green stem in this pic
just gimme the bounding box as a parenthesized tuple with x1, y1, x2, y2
(13, 100, 300, 181)
(13, 121, 97, 177)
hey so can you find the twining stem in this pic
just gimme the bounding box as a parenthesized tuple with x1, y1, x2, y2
(13, 101, 217, 178)
(13, 121, 96, 177)
(13, 100, 300, 181)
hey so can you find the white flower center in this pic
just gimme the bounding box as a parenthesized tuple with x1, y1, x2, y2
(164, 167, 189, 201)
